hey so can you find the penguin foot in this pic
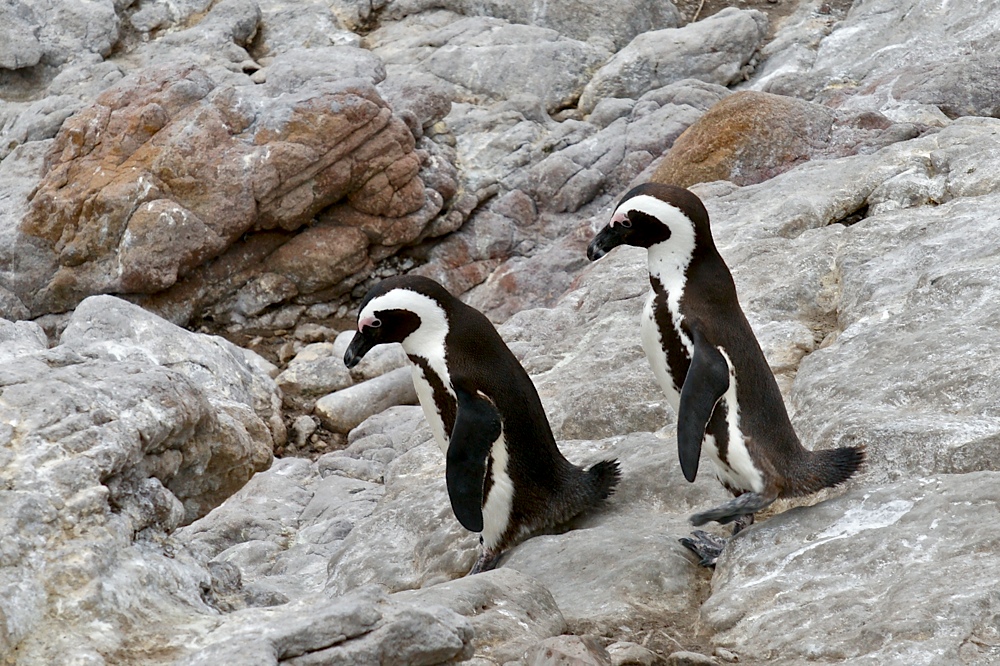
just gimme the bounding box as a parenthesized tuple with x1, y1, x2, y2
(679, 530, 727, 568)
(468, 549, 503, 575)
(689, 492, 776, 527)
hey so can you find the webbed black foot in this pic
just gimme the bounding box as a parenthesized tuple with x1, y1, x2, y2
(468, 548, 503, 575)
(689, 492, 776, 526)
(679, 530, 727, 568)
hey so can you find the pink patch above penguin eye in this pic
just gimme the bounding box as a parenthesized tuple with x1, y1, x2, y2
(610, 212, 630, 228)
(359, 315, 381, 331)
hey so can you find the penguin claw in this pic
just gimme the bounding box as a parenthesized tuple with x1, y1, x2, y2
(468, 549, 503, 575)
(679, 530, 727, 568)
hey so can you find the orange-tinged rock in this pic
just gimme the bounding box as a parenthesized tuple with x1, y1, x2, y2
(653, 90, 835, 189)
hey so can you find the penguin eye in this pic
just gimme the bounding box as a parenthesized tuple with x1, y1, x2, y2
(368, 318, 382, 329)
(620, 216, 632, 228)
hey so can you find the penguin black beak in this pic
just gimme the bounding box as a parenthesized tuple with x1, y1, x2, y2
(587, 224, 627, 261)
(344, 332, 374, 369)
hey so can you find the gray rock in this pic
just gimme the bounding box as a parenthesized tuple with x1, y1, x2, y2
(315, 367, 419, 433)
(178, 457, 383, 599)
(0, 319, 48, 363)
(752, 0, 1000, 122)
(0, 96, 84, 160)
(252, 0, 360, 56)
(369, 13, 609, 113)
(331, 329, 409, 381)
(381, 0, 680, 49)
(667, 652, 717, 666)
(606, 641, 660, 666)
(277, 342, 354, 410)
(525, 635, 613, 666)
(178, 586, 474, 665)
(395, 568, 568, 663)
(0, 295, 282, 662)
(513, 79, 730, 213)
(703, 473, 1000, 665)
(579, 9, 768, 113)
(0, 3, 43, 69)
(0, 0, 119, 69)
(256, 46, 385, 92)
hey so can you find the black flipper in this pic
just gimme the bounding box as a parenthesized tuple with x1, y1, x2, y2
(446, 386, 503, 533)
(677, 327, 730, 482)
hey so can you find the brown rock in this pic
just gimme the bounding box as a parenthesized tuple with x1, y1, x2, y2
(653, 90, 834, 188)
(264, 224, 370, 295)
(17, 63, 451, 323)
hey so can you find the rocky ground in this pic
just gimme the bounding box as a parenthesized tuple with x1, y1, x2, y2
(2, 0, 1000, 664)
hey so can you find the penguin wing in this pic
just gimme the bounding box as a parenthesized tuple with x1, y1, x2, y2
(446, 385, 503, 533)
(678, 327, 730, 483)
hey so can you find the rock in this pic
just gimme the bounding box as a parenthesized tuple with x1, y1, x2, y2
(381, 0, 681, 49)
(525, 635, 613, 666)
(667, 652, 717, 666)
(314, 367, 419, 433)
(703, 473, 1000, 664)
(332, 329, 409, 381)
(178, 457, 384, 599)
(177, 586, 474, 665)
(326, 433, 480, 593)
(0, 319, 48, 362)
(252, 1, 361, 55)
(59, 295, 282, 520)
(503, 434, 724, 634)
(0, 0, 119, 69)
(291, 415, 320, 448)
(395, 568, 568, 663)
(579, 9, 768, 113)
(752, 0, 1000, 123)
(606, 642, 660, 666)
(13, 62, 443, 323)
(0, 294, 280, 662)
(653, 90, 835, 188)
(277, 342, 354, 410)
(515, 79, 730, 213)
(369, 14, 609, 114)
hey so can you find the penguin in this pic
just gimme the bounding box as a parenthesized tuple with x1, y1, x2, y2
(586, 182, 864, 566)
(344, 275, 621, 574)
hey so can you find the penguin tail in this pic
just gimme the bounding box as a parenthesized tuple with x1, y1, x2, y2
(789, 445, 866, 496)
(585, 458, 622, 503)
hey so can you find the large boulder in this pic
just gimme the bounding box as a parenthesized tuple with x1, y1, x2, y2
(579, 8, 768, 113)
(0, 295, 279, 662)
(8, 61, 450, 324)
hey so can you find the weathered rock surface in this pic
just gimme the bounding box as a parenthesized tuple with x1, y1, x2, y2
(0, 295, 279, 662)
(368, 13, 609, 114)
(751, 0, 1000, 124)
(654, 88, 926, 189)
(704, 473, 1000, 665)
(579, 8, 768, 113)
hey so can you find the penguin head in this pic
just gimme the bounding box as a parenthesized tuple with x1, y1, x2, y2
(587, 183, 712, 261)
(344, 275, 452, 368)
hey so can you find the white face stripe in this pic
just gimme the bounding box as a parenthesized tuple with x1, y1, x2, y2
(362, 288, 454, 443)
(359, 288, 449, 358)
(622, 194, 697, 357)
